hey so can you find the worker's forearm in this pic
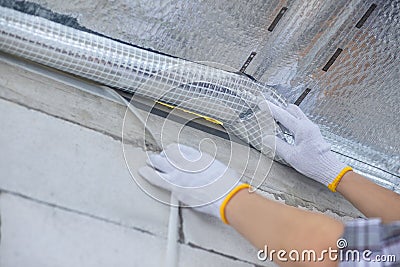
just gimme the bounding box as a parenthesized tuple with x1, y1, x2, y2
(225, 189, 344, 267)
(337, 171, 400, 223)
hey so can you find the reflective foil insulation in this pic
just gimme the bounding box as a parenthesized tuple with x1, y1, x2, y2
(0, 0, 399, 191)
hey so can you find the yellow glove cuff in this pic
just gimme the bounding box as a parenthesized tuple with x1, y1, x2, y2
(220, 183, 251, 224)
(328, 166, 353, 192)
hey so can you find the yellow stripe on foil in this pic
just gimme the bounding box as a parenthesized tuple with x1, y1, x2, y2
(156, 101, 223, 125)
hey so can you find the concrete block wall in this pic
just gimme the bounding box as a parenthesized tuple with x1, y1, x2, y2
(0, 94, 256, 266)
(1, 194, 256, 267)
(0, 55, 361, 266)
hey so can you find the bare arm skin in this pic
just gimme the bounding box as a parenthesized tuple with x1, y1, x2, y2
(226, 189, 344, 267)
(337, 171, 400, 223)
(224, 171, 400, 266)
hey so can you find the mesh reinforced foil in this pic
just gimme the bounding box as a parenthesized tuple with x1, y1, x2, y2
(0, 1, 399, 191)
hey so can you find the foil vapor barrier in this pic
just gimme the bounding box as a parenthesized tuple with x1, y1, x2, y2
(0, 6, 286, 161)
(0, 1, 398, 191)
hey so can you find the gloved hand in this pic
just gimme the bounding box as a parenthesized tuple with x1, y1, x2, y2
(259, 102, 352, 192)
(139, 143, 250, 224)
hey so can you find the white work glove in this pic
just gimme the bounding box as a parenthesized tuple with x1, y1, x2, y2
(139, 143, 250, 224)
(259, 102, 352, 192)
